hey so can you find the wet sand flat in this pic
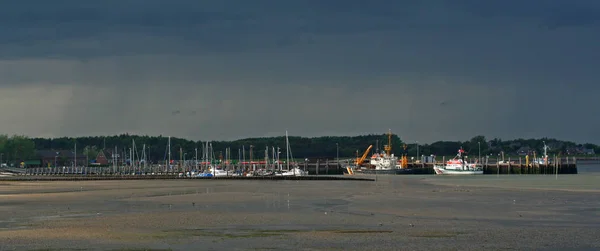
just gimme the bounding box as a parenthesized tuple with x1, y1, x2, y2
(0, 176, 599, 251)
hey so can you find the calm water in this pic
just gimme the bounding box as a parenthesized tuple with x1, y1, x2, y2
(577, 163, 600, 174)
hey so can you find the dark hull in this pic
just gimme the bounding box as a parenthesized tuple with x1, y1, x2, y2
(353, 168, 416, 175)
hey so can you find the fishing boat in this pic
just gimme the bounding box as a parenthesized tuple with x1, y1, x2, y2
(433, 148, 483, 175)
(346, 129, 415, 175)
(532, 141, 552, 165)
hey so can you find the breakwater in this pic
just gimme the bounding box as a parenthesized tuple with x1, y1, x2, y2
(406, 156, 579, 174)
(3, 157, 579, 177)
(7, 160, 351, 176)
(0, 175, 374, 182)
(405, 163, 577, 174)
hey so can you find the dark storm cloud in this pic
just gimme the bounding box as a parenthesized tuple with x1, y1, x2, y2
(0, 0, 599, 143)
(453, 0, 600, 27)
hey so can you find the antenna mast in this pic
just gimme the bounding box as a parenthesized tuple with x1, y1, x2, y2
(384, 129, 392, 156)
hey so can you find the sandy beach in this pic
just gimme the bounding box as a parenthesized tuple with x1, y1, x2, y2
(1, 172, 599, 251)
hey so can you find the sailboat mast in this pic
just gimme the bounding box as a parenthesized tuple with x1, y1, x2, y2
(142, 144, 146, 170)
(277, 147, 280, 171)
(168, 137, 171, 171)
(211, 143, 215, 176)
(113, 146, 117, 172)
(179, 147, 183, 172)
(132, 139, 136, 169)
(286, 131, 290, 171)
(203, 141, 206, 170)
(206, 141, 210, 168)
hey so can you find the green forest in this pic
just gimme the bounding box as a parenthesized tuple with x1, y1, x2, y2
(0, 134, 598, 164)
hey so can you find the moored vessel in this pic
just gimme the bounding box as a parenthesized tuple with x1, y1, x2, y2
(433, 148, 483, 175)
(345, 130, 415, 175)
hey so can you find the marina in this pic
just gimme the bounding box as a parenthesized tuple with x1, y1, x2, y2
(1, 156, 579, 177)
(0, 131, 585, 178)
(0, 174, 374, 182)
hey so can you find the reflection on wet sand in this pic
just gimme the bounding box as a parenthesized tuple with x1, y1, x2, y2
(0, 174, 599, 250)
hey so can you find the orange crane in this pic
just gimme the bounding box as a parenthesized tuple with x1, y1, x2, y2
(401, 144, 408, 168)
(346, 144, 373, 175)
(355, 145, 373, 166)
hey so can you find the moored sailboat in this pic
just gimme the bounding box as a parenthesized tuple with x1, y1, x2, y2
(277, 130, 309, 176)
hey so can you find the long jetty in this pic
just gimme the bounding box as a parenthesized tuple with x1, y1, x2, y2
(2, 156, 578, 177)
(406, 156, 578, 175)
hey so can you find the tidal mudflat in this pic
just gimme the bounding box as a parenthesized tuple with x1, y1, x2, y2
(1, 174, 598, 251)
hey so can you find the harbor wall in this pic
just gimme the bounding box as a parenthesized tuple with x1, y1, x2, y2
(405, 154, 579, 175)
(404, 163, 577, 175)
(8, 157, 579, 176)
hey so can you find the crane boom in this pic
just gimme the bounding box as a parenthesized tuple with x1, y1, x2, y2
(355, 145, 373, 166)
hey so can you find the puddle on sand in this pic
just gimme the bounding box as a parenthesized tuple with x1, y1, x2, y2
(159, 224, 394, 240)
(312, 199, 350, 208)
(0, 213, 105, 230)
(0, 219, 31, 230)
(30, 213, 103, 221)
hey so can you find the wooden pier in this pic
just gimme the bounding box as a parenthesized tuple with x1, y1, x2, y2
(2, 156, 578, 177)
(405, 156, 579, 175)
(6, 159, 350, 176)
(0, 174, 374, 182)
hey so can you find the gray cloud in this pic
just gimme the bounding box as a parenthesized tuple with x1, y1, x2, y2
(0, 0, 598, 144)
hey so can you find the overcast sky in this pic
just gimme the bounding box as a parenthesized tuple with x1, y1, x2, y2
(0, 1, 598, 143)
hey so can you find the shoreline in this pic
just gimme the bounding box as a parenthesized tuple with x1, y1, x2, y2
(1, 175, 598, 250)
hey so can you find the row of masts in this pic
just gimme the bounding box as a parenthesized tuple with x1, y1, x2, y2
(84, 133, 294, 172)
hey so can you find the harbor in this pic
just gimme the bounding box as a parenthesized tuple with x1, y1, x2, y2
(0, 131, 587, 178)
(2, 3, 598, 249)
(1, 156, 579, 177)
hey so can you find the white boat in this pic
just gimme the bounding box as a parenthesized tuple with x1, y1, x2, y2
(433, 148, 483, 175)
(370, 130, 399, 170)
(347, 129, 415, 175)
(532, 141, 552, 165)
(434, 168, 483, 175)
(277, 130, 310, 176)
(370, 152, 398, 170)
(207, 167, 230, 177)
(277, 167, 308, 176)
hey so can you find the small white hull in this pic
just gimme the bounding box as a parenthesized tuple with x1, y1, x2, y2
(275, 168, 309, 176)
(209, 169, 230, 177)
(434, 166, 483, 175)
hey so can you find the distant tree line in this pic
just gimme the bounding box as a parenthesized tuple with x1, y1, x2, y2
(0, 134, 598, 164)
(0, 135, 37, 163)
